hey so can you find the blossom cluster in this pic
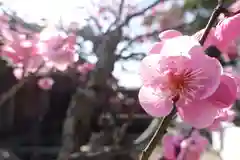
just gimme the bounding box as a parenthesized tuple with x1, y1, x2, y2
(0, 13, 96, 90)
(138, 12, 240, 129)
(161, 130, 208, 160)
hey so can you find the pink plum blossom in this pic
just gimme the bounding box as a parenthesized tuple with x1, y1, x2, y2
(193, 12, 240, 57)
(37, 77, 55, 90)
(139, 30, 237, 128)
(162, 131, 208, 160)
(0, 29, 44, 75)
(224, 66, 240, 99)
(162, 134, 183, 159)
(177, 131, 208, 160)
(77, 62, 95, 75)
(193, 28, 239, 60)
(13, 67, 24, 80)
(37, 26, 78, 71)
(208, 108, 235, 131)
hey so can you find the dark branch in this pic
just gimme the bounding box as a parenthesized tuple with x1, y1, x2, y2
(119, 0, 162, 28)
(118, 0, 125, 18)
(140, 103, 177, 160)
(199, 0, 225, 45)
(87, 16, 102, 32)
(119, 30, 161, 54)
(117, 52, 146, 61)
(106, 0, 125, 33)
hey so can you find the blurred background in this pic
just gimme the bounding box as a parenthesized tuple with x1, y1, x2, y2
(0, 0, 239, 159)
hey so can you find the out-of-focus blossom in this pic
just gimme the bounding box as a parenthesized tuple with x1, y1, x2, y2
(143, 4, 183, 31)
(13, 67, 24, 80)
(224, 66, 240, 99)
(208, 108, 235, 131)
(96, 0, 138, 22)
(193, 28, 239, 61)
(151, 2, 165, 16)
(68, 22, 79, 33)
(162, 131, 208, 160)
(37, 77, 55, 90)
(139, 30, 237, 128)
(193, 12, 240, 60)
(228, 0, 240, 13)
(37, 26, 79, 71)
(162, 134, 184, 159)
(76, 62, 95, 75)
(0, 28, 44, 74)
(177, 131, 208, 160)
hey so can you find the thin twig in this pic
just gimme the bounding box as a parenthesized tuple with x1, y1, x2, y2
(140, 103, 177, 160)
(106, 0, 125, 33)
(119, 30, 161, 54)
(118, 0, 162, 28)
(199, 0, 225, 45)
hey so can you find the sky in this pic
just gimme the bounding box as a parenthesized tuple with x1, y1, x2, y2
(0, 0, 184, 88)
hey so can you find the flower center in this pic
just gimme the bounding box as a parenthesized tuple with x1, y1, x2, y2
(168, 72, 185, 91)
(166, 68, 204, 102)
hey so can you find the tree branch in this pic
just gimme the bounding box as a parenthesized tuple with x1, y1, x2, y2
(0, 62, 45, 108)
(57, 92, 77, 160)
(140, 103, 177, 160)
(106, 0, 125, 33)
(118, 0, 162, 28)
(87, 16, 103, 32)
(199, 0, 225, 45)
(117, 52, 146, 61)
(57, 88, 95, 160)
(119, 30, 161, 54)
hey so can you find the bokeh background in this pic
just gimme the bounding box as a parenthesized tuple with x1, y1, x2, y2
(0, 0, 239, 159)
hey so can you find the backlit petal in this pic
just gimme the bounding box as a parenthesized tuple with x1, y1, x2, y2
(178, 100, 219, 128)
(138, 85, 172, 117)
(207, 74, 237, 108)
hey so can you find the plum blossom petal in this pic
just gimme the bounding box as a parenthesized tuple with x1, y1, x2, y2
(183, 49, 222, 99)
(149, 42, 164, 54)
(160, 46, 222, 101)
(159, 36, 222, 99)
(37, 77, 55, 90)
(193, 13, 240, 54)
(225, 41, 238, 60)
(37, 26, 78, 71)
(192, 28, 216, 50)
(25, 55, 44, 72)
(207, 119, 222, 131)
(190, 131, 209, 151)
(77, 62, 95, 75)
(159, 29, 182, 40)
(13, 68, 23, 80)
(207, 74, 237, 108)
(214, 13, 240, 53)
(138, 85, 172, 117)
(177, 100, 219, 128)
(149, 30, 182, 54)
(229, 72, 240, 99)
(162, 131, 208, 160)
(178, 131, 208, 160)
(193, 26, 239, 60)
(160, 36, 222, 99)
(162, 135, 176, 159)
(208, 108, 236, 131)
(159, 36, 201, 57)
(162, 134, 184, 159)
(139, 54, 162, 85)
